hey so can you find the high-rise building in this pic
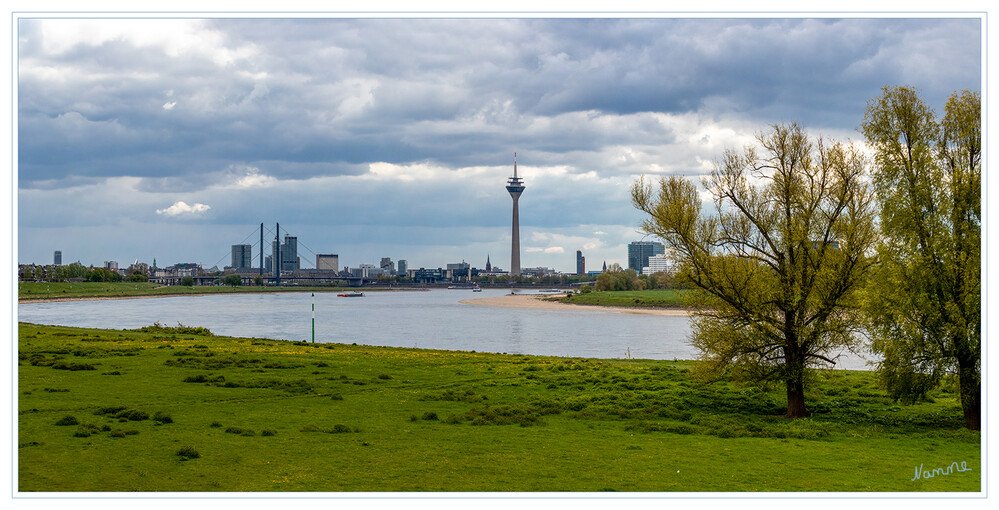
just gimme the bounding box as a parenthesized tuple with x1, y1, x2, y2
(576, 250, 585, 276)
(54, 251, 62, 265)
(380, 257, 395, 274)
(281, 235, 299, 272)
(271, 235, 300, 274)
(643, 253, 672, 275)
(397, 259, 408, 275)
(506, 153, 525, 277)
(231, 244, 252, 269)
(628, 241, 665, 272)
(316, 254, 339, 272)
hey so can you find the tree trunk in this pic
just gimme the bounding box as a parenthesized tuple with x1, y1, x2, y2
(785, 377, 810, 419)
(958, 361, 981, 431)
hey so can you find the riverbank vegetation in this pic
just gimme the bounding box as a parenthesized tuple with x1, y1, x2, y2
(557, 289, 689, 308)
(17, 282, 353, 301)
(18, 322, 978, 492)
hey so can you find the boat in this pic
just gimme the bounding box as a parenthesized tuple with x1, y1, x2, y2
(537, 288, 563, 295)
(337, 291, 365, 297)
(472, 286, 482, 292)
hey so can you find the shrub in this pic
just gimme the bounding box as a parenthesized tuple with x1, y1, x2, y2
(152, 412, 173, 424)
(54, 415, 78, 426)
(115, 409, 149, 421)
(94, 406, 128, 416)
(52, 361, 96, 371)
(330, 394, 344, 401)
(209, 421, 222, 428)
(72, 424, 101, 438)
(330, 424, 355, 433)
(377, 374, 392, 380)
(177, 446, 200, 460)
(109, 429, 127, 438)
(261, 429, 277, 436)
(422, 412, 439, 421)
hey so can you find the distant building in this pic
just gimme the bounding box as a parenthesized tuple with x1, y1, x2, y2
(628, 241, 665, 272)
(104, 261, 119, 271)
(54, 251, 62, 265)
(412, 267, 445, 284)
(397, 259, 408, 275)
(271, 235, 300, 274)
(316, 254, 339, 272)
(447, 261, 472, 281)
(350, 264, 385, 278)
(522, 267, 554, 278)
(576, 250, 585, 276)
(485, 255, 491, 273)
(380, 257, 395, 274)
(231, 244, 252, 269)
(642, 254, 672, 275)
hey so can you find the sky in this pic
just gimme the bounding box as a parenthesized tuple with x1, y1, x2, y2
(14, 14, 983, 273)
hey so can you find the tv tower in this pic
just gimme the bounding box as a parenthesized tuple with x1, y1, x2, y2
(506, 152, 525, 277)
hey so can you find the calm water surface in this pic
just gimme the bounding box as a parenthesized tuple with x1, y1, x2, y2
(17, 289, 871, 368)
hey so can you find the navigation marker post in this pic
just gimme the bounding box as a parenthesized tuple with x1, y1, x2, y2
(312, 293, 315, 343)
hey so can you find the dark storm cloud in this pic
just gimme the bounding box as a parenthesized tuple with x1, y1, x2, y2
(18, 17, 980, 188)
(16, 16, 981, 268)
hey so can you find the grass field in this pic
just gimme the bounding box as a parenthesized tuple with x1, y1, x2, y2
(18, 281, 349, 301)
(558, 289, 691, 308)
(17, 322, 980, 492)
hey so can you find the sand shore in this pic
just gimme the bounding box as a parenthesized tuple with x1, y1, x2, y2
(459, 293, 690, 316)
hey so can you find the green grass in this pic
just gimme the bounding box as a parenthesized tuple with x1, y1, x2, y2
(557, 289, 691, 308)
(18, 322, 980, 492)
(18, 282, 351, 301)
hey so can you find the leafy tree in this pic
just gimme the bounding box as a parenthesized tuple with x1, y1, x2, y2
(595, 269, 643, 291)
(127, 271, 148, 283)
(860, 86, 980, 430)
(222, 274, 242, 287)
(632, 123, 877, 418)
(180, 275, 195, 287)
(254, 275, 264, 286)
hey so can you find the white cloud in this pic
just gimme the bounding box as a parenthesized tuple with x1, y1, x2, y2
(156, 201, 211, 216)
(525, 246, 565, 254)
(162, 101, 176, 110)
(225, 165, 277, 189)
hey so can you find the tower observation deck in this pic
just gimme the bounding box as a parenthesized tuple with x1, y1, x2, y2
(506, 153, 525, 277)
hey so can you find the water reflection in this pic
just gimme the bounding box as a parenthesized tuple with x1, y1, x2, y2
(17, 289, 873, 369)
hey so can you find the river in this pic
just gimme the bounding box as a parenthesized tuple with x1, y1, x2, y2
(16, 288, 873, 369)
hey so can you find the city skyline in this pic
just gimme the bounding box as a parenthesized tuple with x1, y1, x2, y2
(15, 15, 981, 273)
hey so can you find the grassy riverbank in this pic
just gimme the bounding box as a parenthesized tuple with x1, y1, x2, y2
(18, 282, 349, 301)
(17, 322, 979, 492)
(558, 289, 691, 308)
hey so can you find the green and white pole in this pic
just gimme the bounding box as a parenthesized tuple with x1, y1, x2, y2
(311, 293, 315, 343)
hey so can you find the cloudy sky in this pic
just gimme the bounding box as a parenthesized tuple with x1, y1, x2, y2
(15, 14, 982, 273)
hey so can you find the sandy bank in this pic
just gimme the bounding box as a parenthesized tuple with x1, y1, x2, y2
(459, 293, 690, 316)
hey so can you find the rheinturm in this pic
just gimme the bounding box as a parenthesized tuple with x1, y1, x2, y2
(506, 153, 525, 277)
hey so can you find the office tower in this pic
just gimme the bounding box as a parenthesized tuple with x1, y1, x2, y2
(506, 153, 525, 277)
(628, 241, 665, 272)
(231, 244, 252, 269)
(397, 259, 408, 275)
(316, 254, 339, 272)
(380, 257, 395, 273)
(576, 250, 585, 276)
(282, 235, 298, 272)
(54, 251, 62, 265)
